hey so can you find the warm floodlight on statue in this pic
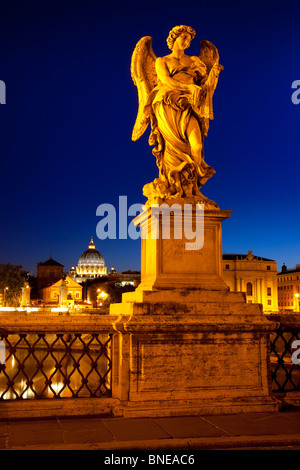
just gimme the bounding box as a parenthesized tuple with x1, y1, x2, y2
(131, 25, 223, 208)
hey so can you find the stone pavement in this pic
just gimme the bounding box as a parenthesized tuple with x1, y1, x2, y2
(1, 407, 300, 450)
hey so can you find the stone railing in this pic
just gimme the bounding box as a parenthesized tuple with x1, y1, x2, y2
(266, 314, 300, 400)
(0, 313, 120, 419)
(2, 311, 299, 418)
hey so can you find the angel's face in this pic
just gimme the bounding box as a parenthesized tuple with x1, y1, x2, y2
(174, 32, 192, 51)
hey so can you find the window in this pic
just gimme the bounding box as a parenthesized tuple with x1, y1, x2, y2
(247, 282, 253, 296)
(267, 287, 272, 296)
(267, 300, 272, 305)
(267, 265, 271, 270)
(225, 264, 230, 270)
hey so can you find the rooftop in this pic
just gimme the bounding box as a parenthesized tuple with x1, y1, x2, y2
(223, 254, 275, 262)
(38, 256, 64, 267)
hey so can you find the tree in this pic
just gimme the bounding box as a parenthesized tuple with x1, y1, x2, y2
(0, 264, 29, 307)
(104, 281, 136, 305)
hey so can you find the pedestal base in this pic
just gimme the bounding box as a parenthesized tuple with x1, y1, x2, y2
(116, 397, 278, 418)
(109, 205, 278, 417)
(110, 290, 278, 417)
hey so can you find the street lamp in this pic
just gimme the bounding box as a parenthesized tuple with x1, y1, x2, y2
(96, 288, 101, 307)
(96, 289, 107, 307)
(3, 287, 8, 307)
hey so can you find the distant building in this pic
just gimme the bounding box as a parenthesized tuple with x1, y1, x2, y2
(69, 237, 107, 283)
(42, 275, 83, 305)
(37, 255, 64, 290)
(277, 263, 300, 312)
(108, 266, 117, 276)
(116, 270, 141, 287)
(222, 250, 278, 312)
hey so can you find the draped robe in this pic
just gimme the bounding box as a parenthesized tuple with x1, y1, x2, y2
(144, 60, 217, 198)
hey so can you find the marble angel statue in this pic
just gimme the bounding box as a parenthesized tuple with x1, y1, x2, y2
(131, 25, 223, 206)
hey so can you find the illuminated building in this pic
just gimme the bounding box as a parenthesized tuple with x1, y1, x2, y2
(222, 251, 278, 312)
(115, 270, 141, 287)
(42, 275, 83, 305)
(277, 263, 300, 312)
(69, 237, 107, 283)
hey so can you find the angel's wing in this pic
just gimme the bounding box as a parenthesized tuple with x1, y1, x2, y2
(198, 40, 223, 126)
(199, 40, 221, 73)
(131, 36, 157, 141)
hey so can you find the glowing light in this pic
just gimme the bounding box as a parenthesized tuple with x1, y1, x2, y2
(1, 307, 40, 312)
(48, 381, 64, 395)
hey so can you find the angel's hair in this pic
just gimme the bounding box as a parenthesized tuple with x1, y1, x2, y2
(166, 25, 196, 50)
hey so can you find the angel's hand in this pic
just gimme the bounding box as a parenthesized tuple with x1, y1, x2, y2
(212, 63, 223, 77)
(188, 85, 203, 106)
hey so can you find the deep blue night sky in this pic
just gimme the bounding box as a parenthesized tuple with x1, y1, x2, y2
(0, 0, 299, 275)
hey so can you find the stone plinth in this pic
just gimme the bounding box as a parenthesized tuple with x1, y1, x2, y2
(110, 290, 278, 417)
(135, 206, 231, 291)
(110, 206, 278, 417)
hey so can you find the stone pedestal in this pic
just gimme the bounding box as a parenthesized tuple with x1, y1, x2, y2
(110, 206, 278, 417)
(135, 206, 231, 291)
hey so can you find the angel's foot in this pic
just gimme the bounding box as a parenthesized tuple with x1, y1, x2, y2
(197, 192, 220, 209)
